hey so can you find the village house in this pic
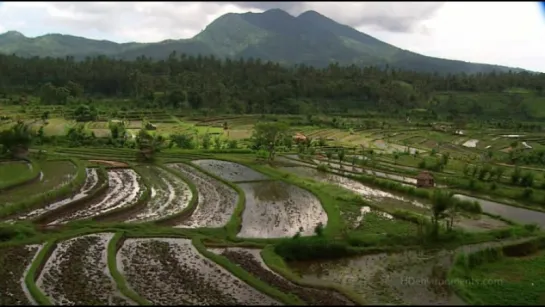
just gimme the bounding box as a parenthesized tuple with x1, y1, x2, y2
(416, 171, 435, 188)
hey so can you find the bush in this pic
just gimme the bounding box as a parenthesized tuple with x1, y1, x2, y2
(316, 164, 329, 172)
(274, 236, 354, 261)
(0, 222, 37, 242)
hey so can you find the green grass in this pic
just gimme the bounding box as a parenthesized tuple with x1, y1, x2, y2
(0, 160, 39, 190)
(449, 237, 545, 305)
(24, 241, 54, 305)
(341, 202, 418, 235)
(460, 251, 545, 305)
(0, 158, 86, 219)
(0, 160, 77, 205)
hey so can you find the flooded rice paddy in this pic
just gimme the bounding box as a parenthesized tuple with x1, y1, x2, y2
(117, 238, 280, 305)
(192, 159, 269, 182)
(454, 194, 545, 228)
(8, 168, 100, 222)
(289, 239, 532, 305)
(125, 166, 192, 222)
(279, 166, 509, 232)
(210, 247, 354, 305)
(37, 233, 133, 305)
(0, 160, 77, 206)
(49, 169, 144, 225)
(167, 163, 238, 228)
(237, 181, 328, 238)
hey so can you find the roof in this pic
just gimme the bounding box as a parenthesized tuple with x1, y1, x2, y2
(293, 132, 307, 140)
(416, 171, 434, 180)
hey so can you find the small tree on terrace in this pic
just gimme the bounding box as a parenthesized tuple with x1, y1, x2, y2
(430, 190, 454, 238)
(135, 129, 165, 162)
(41, 111, 50, 124)
(325, 151, 333, 166)
(0, 122, 33, 158)
(338, 149, 345, 170)
(250, 122, 289, 161)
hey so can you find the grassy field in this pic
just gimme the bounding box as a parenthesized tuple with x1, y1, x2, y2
(461, 251, 545, 305)
(0, 160, 77, 205)
(0, 161, 36, 190)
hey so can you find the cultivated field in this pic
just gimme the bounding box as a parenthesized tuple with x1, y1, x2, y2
(1, 112, 545, 306)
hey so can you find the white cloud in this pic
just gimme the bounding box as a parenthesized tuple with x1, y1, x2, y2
(359, 2, 545, 71)
(0, 2, 543, 72)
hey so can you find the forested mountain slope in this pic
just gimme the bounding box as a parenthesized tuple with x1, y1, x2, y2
(0, 9, 525, 74)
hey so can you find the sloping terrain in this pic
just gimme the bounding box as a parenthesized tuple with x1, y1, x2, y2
(0, 9, 520, 74)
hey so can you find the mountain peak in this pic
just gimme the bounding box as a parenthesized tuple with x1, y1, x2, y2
(298, 10, 324, 18)
(1, 30, 25, 38)
(262, 8, 292, 16)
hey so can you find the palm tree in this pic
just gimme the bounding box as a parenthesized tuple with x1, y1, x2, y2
(430, 190, 454, 238)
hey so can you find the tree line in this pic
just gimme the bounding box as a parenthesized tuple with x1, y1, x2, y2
(0, 52, 544, 116)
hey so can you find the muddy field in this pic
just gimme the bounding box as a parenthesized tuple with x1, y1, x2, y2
(167, 163, 238, 228)
(125, 166, 192, 222)
(9, 168, 100, 222)
(0, 244, 41, 305)
(289, 239, 531, 305)
(37, 233, 133, 305)
(192, 159, 268, 182)
(211, 247, 353, 305)
(117, 238, 280, 305)
(237, 181, 328, 238)
(49, 169, 144, 225)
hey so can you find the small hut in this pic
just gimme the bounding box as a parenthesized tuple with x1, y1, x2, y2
(293, 133, 307, 144)
(416, 171, 435, 188)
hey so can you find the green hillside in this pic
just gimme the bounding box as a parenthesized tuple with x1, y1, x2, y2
(0, 9, 526, 74)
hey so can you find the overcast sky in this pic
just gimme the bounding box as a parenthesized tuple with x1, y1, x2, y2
(0, 2, 544, 72)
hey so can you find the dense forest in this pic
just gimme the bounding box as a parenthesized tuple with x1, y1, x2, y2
(0, 53, 544, 117)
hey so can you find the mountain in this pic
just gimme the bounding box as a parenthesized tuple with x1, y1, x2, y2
(0, 9, 525, 74)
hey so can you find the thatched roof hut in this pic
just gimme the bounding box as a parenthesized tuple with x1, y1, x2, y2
(416, 171, 435, 188)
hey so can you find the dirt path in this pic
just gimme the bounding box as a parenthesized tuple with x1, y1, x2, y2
(88, 160, 129, 167)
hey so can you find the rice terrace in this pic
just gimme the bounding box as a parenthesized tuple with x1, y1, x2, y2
(2, 10, 545, 304)
(2, 111, 545, 306)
